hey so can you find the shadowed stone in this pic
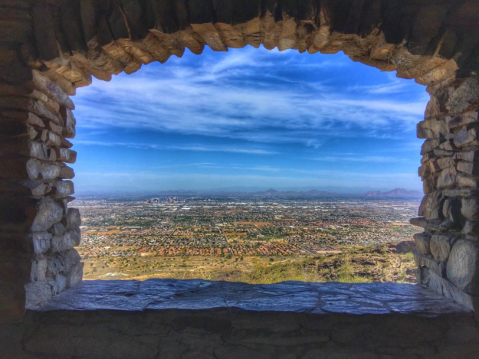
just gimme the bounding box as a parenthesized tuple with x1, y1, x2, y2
(414, 232, 431, 255)
(31, 198, 63, 232)
(414, 251, 446, 277)
(430, 234, 457, 262)
(442, 197, 464, 225)
(447, 240, 479, 294)
(461, 196, 479, 218)
(66, 208, 80, 230)
(419, 191, 444, 220)
(25, 281, 52, 308)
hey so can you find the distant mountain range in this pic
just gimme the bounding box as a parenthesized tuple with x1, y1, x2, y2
(76, 187, 423, 199)
(243, 188, 334, 198)
(148, 187, 422, 198)
(363, 188, 423, 198)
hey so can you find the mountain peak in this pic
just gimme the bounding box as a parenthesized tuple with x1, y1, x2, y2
(364, 188, 422, 198)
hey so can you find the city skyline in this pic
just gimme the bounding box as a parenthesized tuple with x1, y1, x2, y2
(71, 46, 428, 194)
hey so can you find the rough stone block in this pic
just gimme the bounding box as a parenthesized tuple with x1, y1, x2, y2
(443, 188, 479, 198)
(51, 180, 74, 199)
(417, 118, 447, 139)
(30, 256, 47, 281)
(41, 162, 61, 180)
(31, 198, 63, 232)
(446, 77, 479, 114)
(439, 139, 455, 151)
(29, 141, 49, 161)
(47, 120, 62, 135)
(413, 232, 431, 255)
(49, 274, 66, 295)
(46, 256, 61, 278)
(462, 220, 479, 235)
(422, 175, 437, 194)
(31, 70, 75, 110)
(49, 222, 65, 236)
(420, 267, 479, 312)
(59, 165, 74, 179)
(447, 240, 479, 294)
(61, 137, 73, 148)
(62, 108, 76, 138)
(455, 149, 479, 163)
(410, 217, 427, 228)
(55, 148, 77, 164)
(437, 157, 455, 170)
(434, 149, 454, 157)
(58, 248, 81, 274)
(66, 208, 81, 230)
(421, 138, 440, 155)
(41, 130, 61, 147)
(414, 251, 446, 277)
(31, 231, 52, 254)
(453, 126, 479, 148)
(419, 192, 444, 220)
(456, 173, 479, 188)
(26, 180, 52, 197)
(447, 111, 479, 130)
(25, 280, 52, 308)
(66, 262, 83, 288)
(430, 234, 457, 262)
(437, 166, 456, 189)
(461, 196, 479, 219)
(51, 228, 80, 252)
(425, 95, 441, 119)
(458, 161, 479, 175)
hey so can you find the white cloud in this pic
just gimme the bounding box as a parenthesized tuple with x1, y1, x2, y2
(74, 140, 278, 155)
(73, 47, 428, 148)
(311, 155, 408, 163)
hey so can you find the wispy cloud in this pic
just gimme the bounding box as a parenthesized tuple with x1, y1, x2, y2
(311, 155, 409, 163)
(72, 46, 426, 192)
(74, 140, 278, 155)
(74, 46, 428, 148)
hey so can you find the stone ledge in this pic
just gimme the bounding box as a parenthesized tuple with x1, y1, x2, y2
(6, 280, 478, 359)
(29, 279, 470, 316)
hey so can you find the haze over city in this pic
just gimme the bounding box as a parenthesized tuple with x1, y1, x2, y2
(71, 46, 428, 195)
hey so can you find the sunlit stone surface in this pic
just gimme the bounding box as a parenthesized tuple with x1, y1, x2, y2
(30, 279, 468, 315)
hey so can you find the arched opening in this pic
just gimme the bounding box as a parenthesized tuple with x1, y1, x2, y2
(1, 1, 479, 356)
(70, 45, 426, 285)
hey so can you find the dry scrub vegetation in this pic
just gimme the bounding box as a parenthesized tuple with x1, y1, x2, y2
(83, 242, 416, 284)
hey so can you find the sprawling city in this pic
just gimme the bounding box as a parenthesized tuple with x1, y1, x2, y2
(75, 193, 419, 284)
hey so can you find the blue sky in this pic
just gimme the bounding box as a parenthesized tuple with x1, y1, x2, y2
(71, 46, 428, 194)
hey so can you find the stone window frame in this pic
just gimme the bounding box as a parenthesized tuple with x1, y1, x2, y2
(1, 0, 479, 325)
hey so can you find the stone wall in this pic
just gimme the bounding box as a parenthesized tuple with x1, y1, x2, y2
(413, 76, 479, 312)
(0, 21, 83, 322)
(2, 308, 478, 359)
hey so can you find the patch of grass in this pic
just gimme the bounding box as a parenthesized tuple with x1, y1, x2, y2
(336, 256, 369, 283)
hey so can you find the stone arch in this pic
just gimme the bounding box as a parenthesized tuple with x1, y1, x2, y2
(1, 0, 479, 324)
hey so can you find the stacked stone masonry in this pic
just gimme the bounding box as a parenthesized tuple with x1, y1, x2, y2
(412, 75, 479, 312)
(1, 0, 479, 327)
